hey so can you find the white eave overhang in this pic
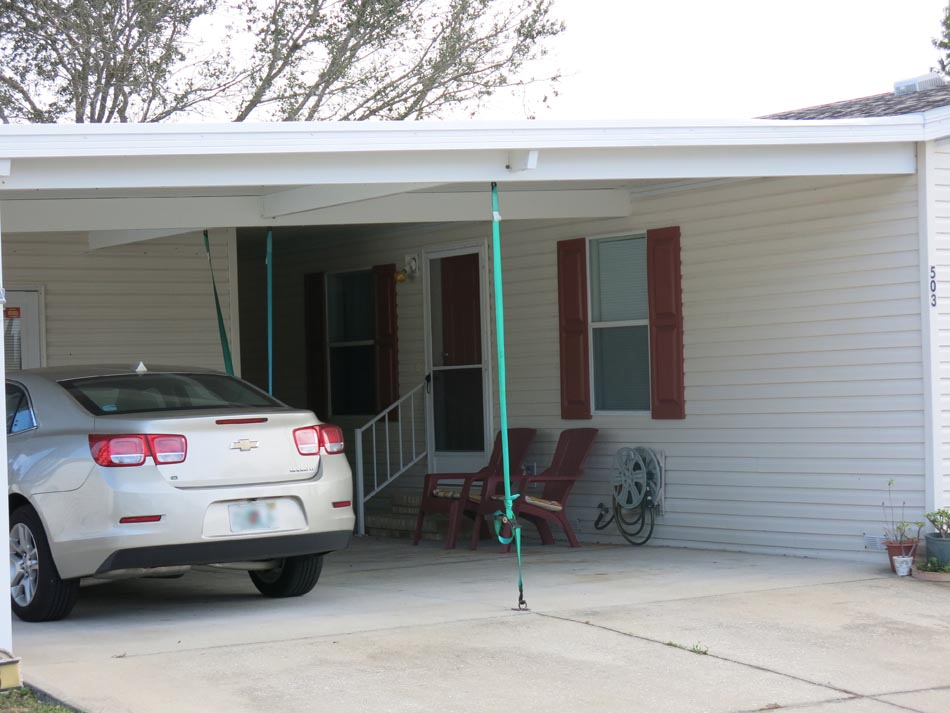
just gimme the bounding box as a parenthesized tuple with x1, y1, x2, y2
(0, 111, 944, 236)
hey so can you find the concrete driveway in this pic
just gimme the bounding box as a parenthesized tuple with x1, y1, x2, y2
(12, 539, 950, 713)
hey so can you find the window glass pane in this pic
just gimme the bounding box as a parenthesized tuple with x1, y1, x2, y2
(6, 384, 35, 434)
(590, 236, 647, 322)
(432, 368, 484, 451)
(61, 374, 283, 415)
(4, 312, 22, 370)
(328, 271, 374, 343)
(330, 346, 376, 415)
(593, 326, 650, 411)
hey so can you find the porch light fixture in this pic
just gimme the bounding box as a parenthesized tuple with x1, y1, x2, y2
(396, 254, 419, 282)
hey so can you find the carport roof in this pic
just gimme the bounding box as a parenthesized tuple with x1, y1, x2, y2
(1, 112, 949, 238)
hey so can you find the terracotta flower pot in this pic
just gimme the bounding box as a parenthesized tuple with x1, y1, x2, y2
(884, 540, 919, 573)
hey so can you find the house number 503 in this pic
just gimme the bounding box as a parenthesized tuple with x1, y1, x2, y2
(931, 266, 938, 307)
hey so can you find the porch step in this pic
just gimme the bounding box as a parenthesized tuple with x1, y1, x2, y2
(364, 493, 467, 543)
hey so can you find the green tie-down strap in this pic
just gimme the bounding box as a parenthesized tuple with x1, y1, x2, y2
(492, 503, 528, 611)
(489, 181, 528, 611)
(203, 230, 234, 376)
(492, 495, 520, 545)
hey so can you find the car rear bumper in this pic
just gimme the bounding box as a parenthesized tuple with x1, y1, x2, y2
(94, 529, 352, 574)
(32, 453, 355, 579)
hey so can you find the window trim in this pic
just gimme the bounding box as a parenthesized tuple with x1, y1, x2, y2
(586, 232, 652, 416)
(324, 267, 377, 418)
(5, 381, 38, 436)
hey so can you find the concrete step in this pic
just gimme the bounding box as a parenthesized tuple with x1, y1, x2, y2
(365, 513, 435, 533)
(391, 493, 422, 509)
(366, 528, 443, 542)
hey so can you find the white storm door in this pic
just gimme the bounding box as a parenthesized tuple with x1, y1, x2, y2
(424, 246, 493, 473)
(4, 291, 42, 370)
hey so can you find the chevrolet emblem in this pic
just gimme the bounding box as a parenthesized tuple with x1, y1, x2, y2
(230, 438, 260, 452)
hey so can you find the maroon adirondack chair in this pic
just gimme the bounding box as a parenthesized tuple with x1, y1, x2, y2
(508, 428, 598, 549)
(457, 428, 537, 550)
(413, 428, 536, 550)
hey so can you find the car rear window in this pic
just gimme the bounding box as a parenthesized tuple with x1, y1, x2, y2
(60, 373, 284, 416)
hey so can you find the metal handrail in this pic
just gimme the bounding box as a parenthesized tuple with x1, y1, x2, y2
(353, 380, 428, 535)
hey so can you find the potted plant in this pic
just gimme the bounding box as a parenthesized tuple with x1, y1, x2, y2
(924, 508, 950, 568)
(882, 481, 923, 573)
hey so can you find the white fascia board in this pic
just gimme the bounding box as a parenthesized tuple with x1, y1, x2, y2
(922, 105, 950, 141)
(88, 227, 200, 249)
(0, 189, 631, 232)
(0, 116, 927, 159)
(0, 142, 916, 193)
(261, 183, 440, 218)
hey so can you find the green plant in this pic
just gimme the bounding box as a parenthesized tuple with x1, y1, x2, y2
(916, 557, 950, 573)
(882, 480, 923, 544)
(925, 508, 950, 538)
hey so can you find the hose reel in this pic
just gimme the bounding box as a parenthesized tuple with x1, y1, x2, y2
(594, 446, 663, 545)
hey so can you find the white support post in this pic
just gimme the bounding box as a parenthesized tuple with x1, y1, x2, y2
(0, 201, 14, 652)
(918, 142, 943, 515)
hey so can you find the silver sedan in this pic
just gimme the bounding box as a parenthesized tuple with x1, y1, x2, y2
(6, 364, 354, 621)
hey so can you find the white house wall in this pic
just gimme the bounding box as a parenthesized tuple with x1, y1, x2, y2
(3, 229, 237, 370)
(248, 173, 924, 560)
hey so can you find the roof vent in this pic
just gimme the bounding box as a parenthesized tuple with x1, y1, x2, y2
(894, 73, 946, 96)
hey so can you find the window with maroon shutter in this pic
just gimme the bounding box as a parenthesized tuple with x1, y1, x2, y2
(557, 228, 684, 420)
(320, 265, 397, 416)
(373, 264, 399, 412)
(557, 238, 591, 419)
(304, 272, 329, 419)
(646, 226, 685, 419)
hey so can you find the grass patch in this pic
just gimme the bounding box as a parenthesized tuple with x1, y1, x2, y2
(0, 687, 76, 713)
(664, 641, 709, 655)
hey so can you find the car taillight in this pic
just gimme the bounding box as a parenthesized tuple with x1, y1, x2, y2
(89, 435, 147, 467)
(293, 425, 345, 456)
(147, 435, 187, 464)
(89, 434, 187, 467)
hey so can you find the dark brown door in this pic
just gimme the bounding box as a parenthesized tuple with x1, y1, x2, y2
(441, 253, 482, 366)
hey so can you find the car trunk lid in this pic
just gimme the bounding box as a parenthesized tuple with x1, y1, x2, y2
(93, 409, 324, 488)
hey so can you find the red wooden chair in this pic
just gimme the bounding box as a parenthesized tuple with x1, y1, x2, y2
(413, 428, 536, 549)
(457, 428, 537, 550)
(508, 428, 598, 549)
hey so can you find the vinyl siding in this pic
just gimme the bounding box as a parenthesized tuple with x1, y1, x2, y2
(3, 229, 236, 370)
(245, 173, 924, 559)
(933, 137, 950, 509)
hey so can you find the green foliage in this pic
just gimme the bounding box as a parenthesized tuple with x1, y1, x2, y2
(882, 480, 922, 544)
(916, 556, 950, 573)
(925, 508, 950, 538)
(935, 4, 950, 76)
(0, 0, 564, 123)
(664, 641, 709, 655)
(0, 686, 75, 712)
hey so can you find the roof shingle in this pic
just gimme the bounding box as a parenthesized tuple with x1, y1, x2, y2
(763, 82, 950, 120)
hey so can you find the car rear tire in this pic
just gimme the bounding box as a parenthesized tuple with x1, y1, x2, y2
(10, 505, 79, 622)
(249, 554, 324, 598)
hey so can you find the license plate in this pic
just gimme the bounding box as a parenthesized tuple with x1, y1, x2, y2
(228, 500, 279, 533)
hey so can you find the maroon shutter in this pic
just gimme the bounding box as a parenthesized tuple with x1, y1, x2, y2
(647, 226, 685, 419)
(557, 238, 592, 419)
(373, 264, 399, 412)
(304, 272, 329, 420)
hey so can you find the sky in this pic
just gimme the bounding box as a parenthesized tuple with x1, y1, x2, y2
(475, 0, 950, 121)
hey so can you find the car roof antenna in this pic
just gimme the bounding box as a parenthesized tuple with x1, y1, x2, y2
(135, 361, 148, 374)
